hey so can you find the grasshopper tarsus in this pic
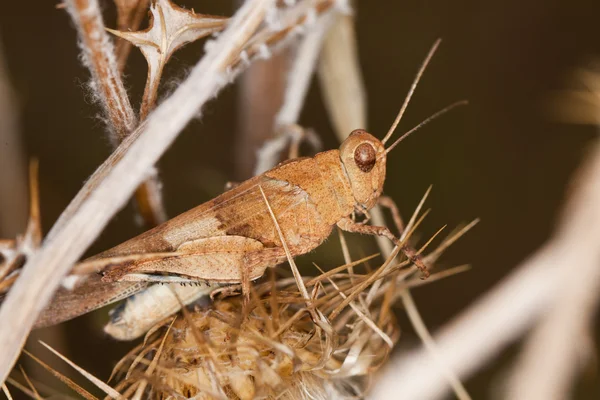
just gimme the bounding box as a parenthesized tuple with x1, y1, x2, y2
(400, 245, 430, 279)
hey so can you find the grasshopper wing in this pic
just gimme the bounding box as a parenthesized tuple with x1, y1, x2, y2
(82, 175, 329, 283)
(36, 172, 329, 327)
(34, 275, 148, 328)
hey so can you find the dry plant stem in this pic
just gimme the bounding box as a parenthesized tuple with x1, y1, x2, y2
(370, 142, 600, 400)
(65, 0, 167, 226)
(236, 51, 289, 179)
(0, 0, 272, 385)
(506, 149, 600, 397)
(318, 14, 366, 142)
(507, 268, 600, 399)
(253, 9, 336, 176)
(275, 10, 334, 127)
(0, 35, 28, 238)
(65, 0, 136, 143)
(1, 384, 13, 400)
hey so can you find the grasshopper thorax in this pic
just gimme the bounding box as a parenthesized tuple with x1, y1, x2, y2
(339, 129, 387, 210)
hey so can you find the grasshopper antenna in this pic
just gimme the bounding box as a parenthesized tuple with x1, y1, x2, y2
(381, 38, 442, 145)
(384, 100, 468, 155)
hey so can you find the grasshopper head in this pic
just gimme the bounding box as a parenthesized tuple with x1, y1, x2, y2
(339, 129, 387, 210)
(338, 41, 467, 213)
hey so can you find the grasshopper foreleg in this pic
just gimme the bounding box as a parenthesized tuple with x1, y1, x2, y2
(378, 195, 405, 236)
(337, 217, 430, 279)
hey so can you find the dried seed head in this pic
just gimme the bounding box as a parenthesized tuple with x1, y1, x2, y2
(113, 268, 400, 399)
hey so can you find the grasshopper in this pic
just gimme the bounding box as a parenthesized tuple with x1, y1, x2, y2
(31, 41, 464, 338)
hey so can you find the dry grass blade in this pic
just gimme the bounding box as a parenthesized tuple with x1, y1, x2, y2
(401, 264, 471, 290)
(39, 341, 123, 399)
(425, 219, 480, 264)
(313, 264, 393, 347)
(22, 349, 97, 400)
(131, 318, 176, 400)
(372, 203, 472, 400)
(17, 367, 40, 400)
(259, 185, 312, 309)
(253, 2, 338, 176)
(1, 383, 13, 400)
(259, 184, 334, 371)
(5, 377, 38, 400)
(0, 0, 272, 385)
(305, 254, 379, 287)
(400, 290, 472, 400)
(329, 246, 401, 319)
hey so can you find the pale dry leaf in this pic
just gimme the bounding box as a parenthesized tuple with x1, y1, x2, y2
(107, 0, 228, 117)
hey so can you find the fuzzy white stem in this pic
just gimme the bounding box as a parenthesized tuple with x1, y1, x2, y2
(369, 141, 600, 400)
(0, 0, 272, 385)
(65, 0, 137, 143)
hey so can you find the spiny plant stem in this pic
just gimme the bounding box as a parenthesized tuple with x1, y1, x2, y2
(0, 0, 273, 385)
(66, 0, 168, 226)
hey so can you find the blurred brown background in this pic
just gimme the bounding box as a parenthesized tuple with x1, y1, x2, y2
(1, 0, 599, 398)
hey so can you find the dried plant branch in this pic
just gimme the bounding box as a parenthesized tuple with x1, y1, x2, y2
(369, 141, 600, 399)
(0, 0, 273, 385)
(65, 0, 137, 144)
(1, 383, 13, 400)
(253, 4, 339, 175)
(274, 10, 335, 127)
(318, 14, 366, 142)
(66, 0, 168, 227)
(236, 51, 289, 178)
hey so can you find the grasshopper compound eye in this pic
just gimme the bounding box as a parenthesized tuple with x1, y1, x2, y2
(354, 142, 377, 173)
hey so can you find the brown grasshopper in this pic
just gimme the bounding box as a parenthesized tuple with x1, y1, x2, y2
(33, 41, 465, 334)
